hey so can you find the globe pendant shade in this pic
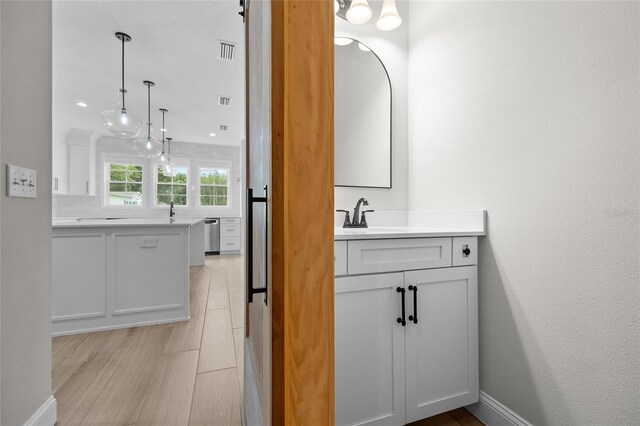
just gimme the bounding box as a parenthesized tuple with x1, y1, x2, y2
(103, 108, 143, 138)
(133, 137, 163, 159)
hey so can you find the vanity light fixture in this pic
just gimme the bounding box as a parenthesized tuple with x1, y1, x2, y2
(334, 37, 354, 46)
(336, 0, 402, 31)
(376, 0, 402, 31)
(133, 81, 164, 159)
(346, 0, 372, 24)
(102, 32, 143, 138)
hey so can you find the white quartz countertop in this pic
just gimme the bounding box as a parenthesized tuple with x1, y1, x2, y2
(334, 226, 485, 240)
(52, 218, 205, 228)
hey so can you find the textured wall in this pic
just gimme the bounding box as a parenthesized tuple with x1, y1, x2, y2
(408, 1, 639, 425)
(334, 0, 409, 213)
(1, 1, 53, 424)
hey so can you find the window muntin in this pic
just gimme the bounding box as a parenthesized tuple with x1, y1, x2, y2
(199, 166, 229, 207)
(156, 165, 189, 206)
(107, 163, 143, 206)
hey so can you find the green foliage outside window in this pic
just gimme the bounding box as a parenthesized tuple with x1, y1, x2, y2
(107, 163, 143, 206)
(199, 167, 229, 206)
(156, 166, 189, 206)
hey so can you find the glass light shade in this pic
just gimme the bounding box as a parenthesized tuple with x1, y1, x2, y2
(346, 0, 372, 24)
(163, 163, 177, 177)
(103, 108, 143, 138)
(334, 37, 354, 46)
(133, 136, 163, 159)
(376, 0, 402, 31)
(159, 152, 173, 164)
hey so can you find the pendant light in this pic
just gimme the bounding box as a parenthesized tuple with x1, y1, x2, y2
(158, 108, 170, 163)
(102, 32, 143, 138)
(376, 0, 402, 31)
(346, 0, 372, 24)
(133, 81, 164, 159)
(163, 137, 177, 177)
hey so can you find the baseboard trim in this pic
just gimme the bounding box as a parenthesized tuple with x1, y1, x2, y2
(466, 391, 531, 426)
(24, 395, 57, 426)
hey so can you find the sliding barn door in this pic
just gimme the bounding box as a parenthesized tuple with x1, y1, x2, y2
(244, 0, 272, 425)
(244, 0, 334, 424)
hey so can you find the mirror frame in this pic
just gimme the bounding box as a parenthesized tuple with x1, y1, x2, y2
(334, 37, 393, 189)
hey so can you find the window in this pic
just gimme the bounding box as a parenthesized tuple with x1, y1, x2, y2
(107, 162, 143, 206)
(199, 166, 230, 207)
(156, 165, 189, 206)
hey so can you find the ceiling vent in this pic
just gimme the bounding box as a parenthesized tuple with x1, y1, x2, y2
(219, 125, 229, 131)
(218, 96, 232, 106)
(218, 41, 236, 61)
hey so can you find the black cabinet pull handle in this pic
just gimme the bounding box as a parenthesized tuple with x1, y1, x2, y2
(463, 247, 471, 256)
(247, 186, 268, 304)
(408, 285, 418, 324)
(396, 287, 406, 326)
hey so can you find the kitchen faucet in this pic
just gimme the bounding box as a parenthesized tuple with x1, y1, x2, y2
(169, 201, 175, 218)
(336, 198, 374, 228)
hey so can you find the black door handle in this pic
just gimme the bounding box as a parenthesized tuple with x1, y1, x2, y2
(408, 285, 418, 324)
(396, 287, 406, 326)
(247, 186, 268, 304)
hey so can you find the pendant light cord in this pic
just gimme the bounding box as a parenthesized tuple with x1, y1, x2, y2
(146, 83, 151, 139)
(161, 110, 166, 153)
(121, 36, 126, 111)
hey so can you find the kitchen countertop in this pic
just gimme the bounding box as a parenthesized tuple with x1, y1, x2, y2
(52, 218, 205, 228)
(334, 226, 485, 240)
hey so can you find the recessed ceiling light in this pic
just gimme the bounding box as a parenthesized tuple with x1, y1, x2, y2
(76, 102, 88, 108)
(209, 133, 217, 137)
(161, 128, 167, 132)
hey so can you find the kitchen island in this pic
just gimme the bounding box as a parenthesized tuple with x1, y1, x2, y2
(52, 218, 205, 335)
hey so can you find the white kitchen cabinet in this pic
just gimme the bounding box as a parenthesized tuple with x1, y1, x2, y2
(68, 144, 91, 195)
(220, 217, 242, 254)
(335, 273, 406, 426)
(404, 266, 478, 422)
(52, 140, 68, 193)
(335, 237, 479, 426)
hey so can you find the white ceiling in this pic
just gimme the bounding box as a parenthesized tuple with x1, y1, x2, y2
(53, 0, 245, 146)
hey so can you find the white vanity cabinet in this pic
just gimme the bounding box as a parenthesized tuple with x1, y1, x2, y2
(335, 236, 479, 426)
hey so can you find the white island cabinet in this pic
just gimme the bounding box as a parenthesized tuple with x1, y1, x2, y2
(334, 225, 484, 426)
(52, 218, 204, 336)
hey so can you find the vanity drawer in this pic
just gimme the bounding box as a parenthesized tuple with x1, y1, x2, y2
(220, 237, 241, 252)
(452, 237, 478, 266)
(335, 241, 347, 276)
(221, 223, 241, 237)
(347, 238, 452, 274)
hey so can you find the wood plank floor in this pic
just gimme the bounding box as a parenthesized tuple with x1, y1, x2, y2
(53, 255, 244, 426)
(53, 254, 483, 426)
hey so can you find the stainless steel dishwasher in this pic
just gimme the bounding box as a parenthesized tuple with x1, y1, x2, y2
(204, 218, 220, 254)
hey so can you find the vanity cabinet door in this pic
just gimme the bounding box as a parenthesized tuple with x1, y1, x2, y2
(335, 273, 406, 426)
(404, 266, 479, 422)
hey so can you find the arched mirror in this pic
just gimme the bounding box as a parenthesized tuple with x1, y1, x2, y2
(334, 38, 391, 188)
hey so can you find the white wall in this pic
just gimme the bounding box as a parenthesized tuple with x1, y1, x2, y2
(1, 1, 54, 424)
(408, 1, 639, 425)
(53, 134, 242, 219)
(334, 0, 409, 214)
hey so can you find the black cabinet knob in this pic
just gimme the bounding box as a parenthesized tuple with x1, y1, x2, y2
(462, 247, 471, 256)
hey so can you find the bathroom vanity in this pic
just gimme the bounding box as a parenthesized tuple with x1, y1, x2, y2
(334, 226, 483, 425)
